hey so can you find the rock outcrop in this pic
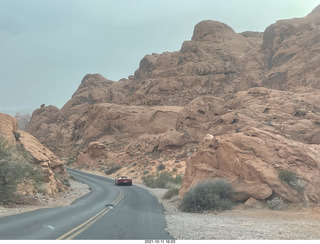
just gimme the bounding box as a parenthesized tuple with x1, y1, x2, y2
(0, 113, 67, 196)
(262, 7, 320, 91)
(180, 127, 320, 204)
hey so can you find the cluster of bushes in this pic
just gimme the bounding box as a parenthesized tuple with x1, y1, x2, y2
(0, 136, 46, 205)
(144, 172, 236, 213)
(180, 179, 234, 213)
(143, 171, 182, 200)
(0, 136, 11, 160)
(143, 168, 306, 213)
(142, 171, 182, 189)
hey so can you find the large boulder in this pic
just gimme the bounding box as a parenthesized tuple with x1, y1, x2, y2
(180, 127, 320, 204)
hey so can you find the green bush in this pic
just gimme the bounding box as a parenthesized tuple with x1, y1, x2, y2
(105, 165, 122, 175)
(0, 137, 11, 160)
(13, 131, 21, 141)
(55, 173, 71, 187)
(174, 174, 183, 185)
(0, 161, 44, 204)
(278, 170, 297, 184)
(65, 156, 75, 166)
(180, 179, 234, 213)
(157, 163, 166, 171)
(143, 171, 183, 189)
(278, 169, 305, 194)
(163, 188, 179, 199)
(0, 161, 22, 203)
(267, 197, 287, 210)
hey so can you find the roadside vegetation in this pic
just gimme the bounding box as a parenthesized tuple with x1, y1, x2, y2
(0, 136, 51, 205)
(278, 169, 305, 193)
(278, 169, 305, 202)
(142, 171, 182, 199)
(267, 197, 287, 210)
(142, 171, 182, 188)
(179, 179, 234, 213)
(104, 164, 122, 175)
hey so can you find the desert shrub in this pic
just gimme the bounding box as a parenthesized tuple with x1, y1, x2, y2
(65, 156, 75, 166)
(37, 183, 49, 195)
(13, 130, 21, 141)
(0, 137, 11, 160)
(55, 173, 71, 187)
(180, 179, 234, 213)
(163, 188, 179, 199)
(143, 171, 183, 189)
(105, 165, 122, 175)
(267, 197, 287, 210)
(0, 161, 23, 203)
(173, 174, 183, 185)
(157, 163, 166, 171)
(0, 161, 44, 204)
(143, 171, 171, 188)
(60, 178, 71, 187)
(278, 170, 297, 184)
(278, 169, 305, 193)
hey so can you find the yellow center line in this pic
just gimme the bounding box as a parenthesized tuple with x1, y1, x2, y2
(57, 188, 124, 240)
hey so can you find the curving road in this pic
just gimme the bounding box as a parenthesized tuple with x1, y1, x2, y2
(0, 169, 173, 240)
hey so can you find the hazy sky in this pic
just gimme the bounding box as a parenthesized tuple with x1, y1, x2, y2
(1, 0, 319, 114)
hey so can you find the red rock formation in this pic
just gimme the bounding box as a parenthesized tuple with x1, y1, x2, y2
(0, 113, 67, 195)
(26, 5, 320, 205)
(180, 127, 320, 204)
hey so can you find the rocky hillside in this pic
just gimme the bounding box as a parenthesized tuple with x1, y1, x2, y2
(0, 113, 68, 204)
(27, 6, 320, 206)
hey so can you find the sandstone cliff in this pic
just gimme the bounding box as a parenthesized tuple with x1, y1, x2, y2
(26, 6, 320, 206)
(0, 113, 67, 199)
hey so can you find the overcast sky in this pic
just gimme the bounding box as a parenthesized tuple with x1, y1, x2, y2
(1, 0, 319, 114)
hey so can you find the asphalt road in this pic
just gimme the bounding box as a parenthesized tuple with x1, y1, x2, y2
(0, 169, 173, 240)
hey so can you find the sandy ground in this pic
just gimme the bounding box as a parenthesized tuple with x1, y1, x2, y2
(1, 174, 320, 240)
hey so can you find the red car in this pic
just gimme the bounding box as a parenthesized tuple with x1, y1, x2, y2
(115, 176, 132, 186)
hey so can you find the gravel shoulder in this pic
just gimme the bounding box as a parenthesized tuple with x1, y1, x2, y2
(0, 179, 90, 218)
(138, 183, 320, 240)
(1, 174, 320, 240)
